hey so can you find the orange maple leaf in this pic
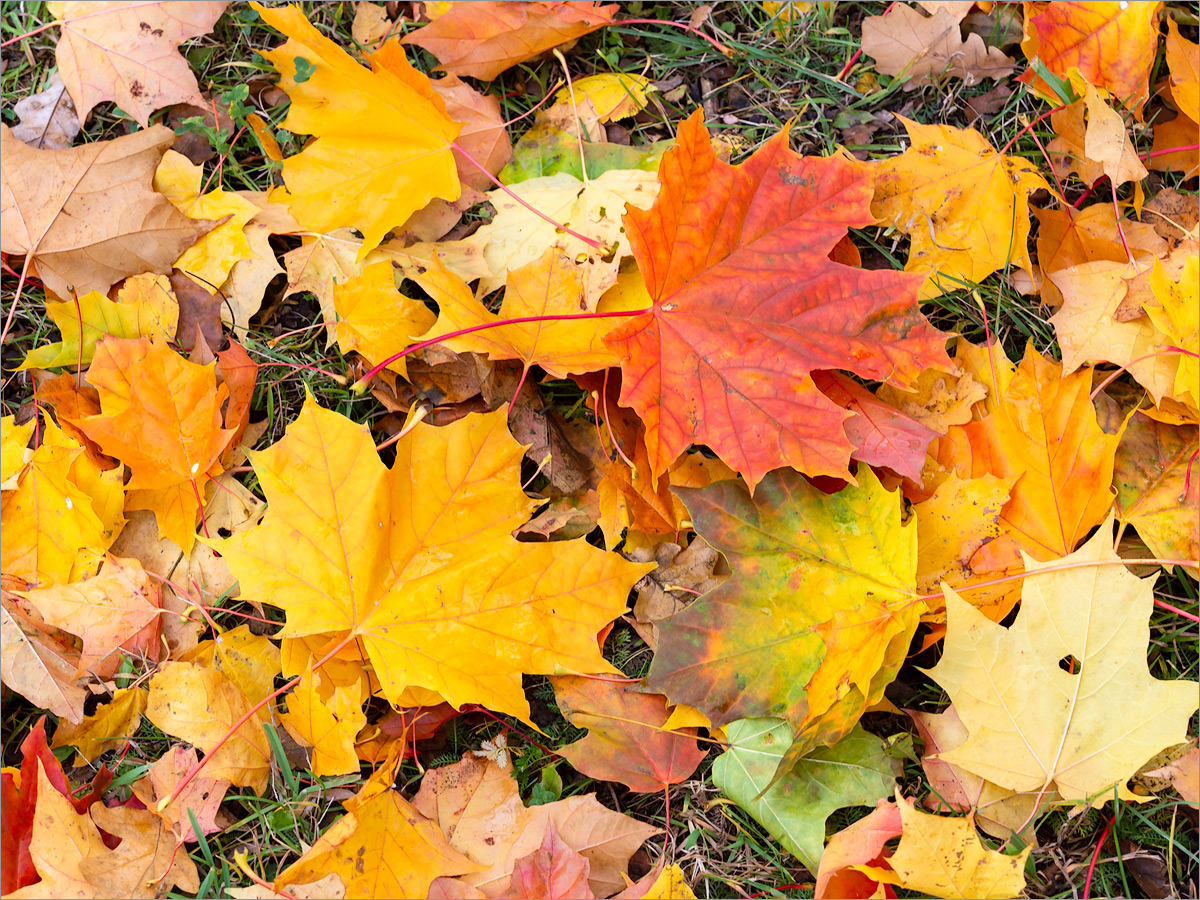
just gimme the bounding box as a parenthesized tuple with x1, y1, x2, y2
(70, 336, 237, 552)
(604, 110, 949, 489)
(402, 1, 618, 81)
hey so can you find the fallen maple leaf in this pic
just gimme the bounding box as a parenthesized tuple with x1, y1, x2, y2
(912, 472, 1017, 599)
(1165, 18, 1199, 127)
(402, 1, 618, 81)
(712, 719, 898, 874)
(1050, 258, 1181, 406)
(552, 73, 651, 123)
(11, 71, 79, 150)
(861, 4, 1015, 89)
(280, 664, 368, 777)
(1046, 99, 1107, 186)
(933, 343, 1123, 563)
(1, 416, 34, 488)
(214, 398, 650, 721)
(333, 260, 435, 378)
(18, 276, 178, 372)
(254, 3, 462, 256)
(83, 804, 200, 898)
(407, 166, 661, 308)
(433, 73, 514, 191)
(910, 706, 1045, 843)
(420, 249, 629, 379)
(145, 661, 273, 793)
(0, 124, 212, 298)
(605, 110, 948, 487)
(1144, 255, 1199, 411)
(1020, 0, 1162, 113)
(0, 593, 88, 724)
(1113, 412, 1199, 575)
(154, 149, 262, 288)
(871, 116, 1048, 300)
(510, 820, 595, 900)
(131, 745, 230, 843)
(413, 754, 659, 898)
(1141, 743, 1199, 807)
(71, 336, 238, 552)
(1080, 80, 1148, 186)
(866, 794, 1029, 900)
(551, 676, 707, 793)
(929, 520, 1200, 804)
(644, 465, 922, 765)
(49, 1, 228, 126)
(274, 781, 480, 899)
(3, 763, 106, 900)
(814, 799, 902, 900)
(18, 556, 161, 680)
(1035, 203, 1167, 308)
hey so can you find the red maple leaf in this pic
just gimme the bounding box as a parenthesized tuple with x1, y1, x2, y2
(605, 110, 950, 489)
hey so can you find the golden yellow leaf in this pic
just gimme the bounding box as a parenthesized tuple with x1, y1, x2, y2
(420, 249, 628, 378)
(872, 117, 1048, 299)
(876, 367, 987, 434)
(51, 686, 147, 764)
(154, 149, 261, 287)
(145, 661, 272, 794)
(1, 415, 33, 488)
(1, 421, 109, 586)
(930, 521, 1200, 804)
(178, 624, 282, 706)
(1165, 18, 1199, 127)
(1144, 254, 1199, 410)
(552, 73, 651, 122)
(254, 3, 461, 256)
(333, 260, 435, 377)
(913, 472, 1016, 597)
(280, 665, 367, 776)
(214, 396, 650, 721)
(275, 786, 479, 898)
(880, 794, 1028, 899)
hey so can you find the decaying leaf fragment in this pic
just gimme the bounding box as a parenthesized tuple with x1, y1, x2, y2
(862, 4, 1015, 89)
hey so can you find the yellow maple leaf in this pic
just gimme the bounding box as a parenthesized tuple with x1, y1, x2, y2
(864, 794, 1029, 900)
(52, 686, 148, 765)
(419, 248, 628, 379)
(913, 472, 1016, 598)
(280, 665, 367, 777)
(333, 260, 435, 378)
(929, 520, 1200, 804)
(253, 2, 461, 257)
(1, 421, 110, 585)
(145, 661, 272, 794)
(213, 396, 650, 721)
(1, 415, 34, 487)
(1081, 81, 1148, 187)
(154, 149, 261, 288)
(1145, 255, 1199, 411)
(179, 625, 282, 706)
(552, 73, 651, 123)
(872, 116, 1049, 299)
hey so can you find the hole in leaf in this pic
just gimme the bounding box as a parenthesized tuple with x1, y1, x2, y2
(1059, 654, 1081, 675)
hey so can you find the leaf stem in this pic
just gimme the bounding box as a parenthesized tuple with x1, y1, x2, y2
(350, 308, 650, 392)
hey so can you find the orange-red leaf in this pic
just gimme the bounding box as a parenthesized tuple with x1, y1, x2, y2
(551, 677, 707, 793)
(605, 111, 948, 489)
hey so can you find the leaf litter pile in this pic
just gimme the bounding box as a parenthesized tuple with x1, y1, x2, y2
(0, 1, 1197, 898)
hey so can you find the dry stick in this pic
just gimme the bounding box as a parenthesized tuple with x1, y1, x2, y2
(158, 630, 359, 811)
(350, 308, 651, 392)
